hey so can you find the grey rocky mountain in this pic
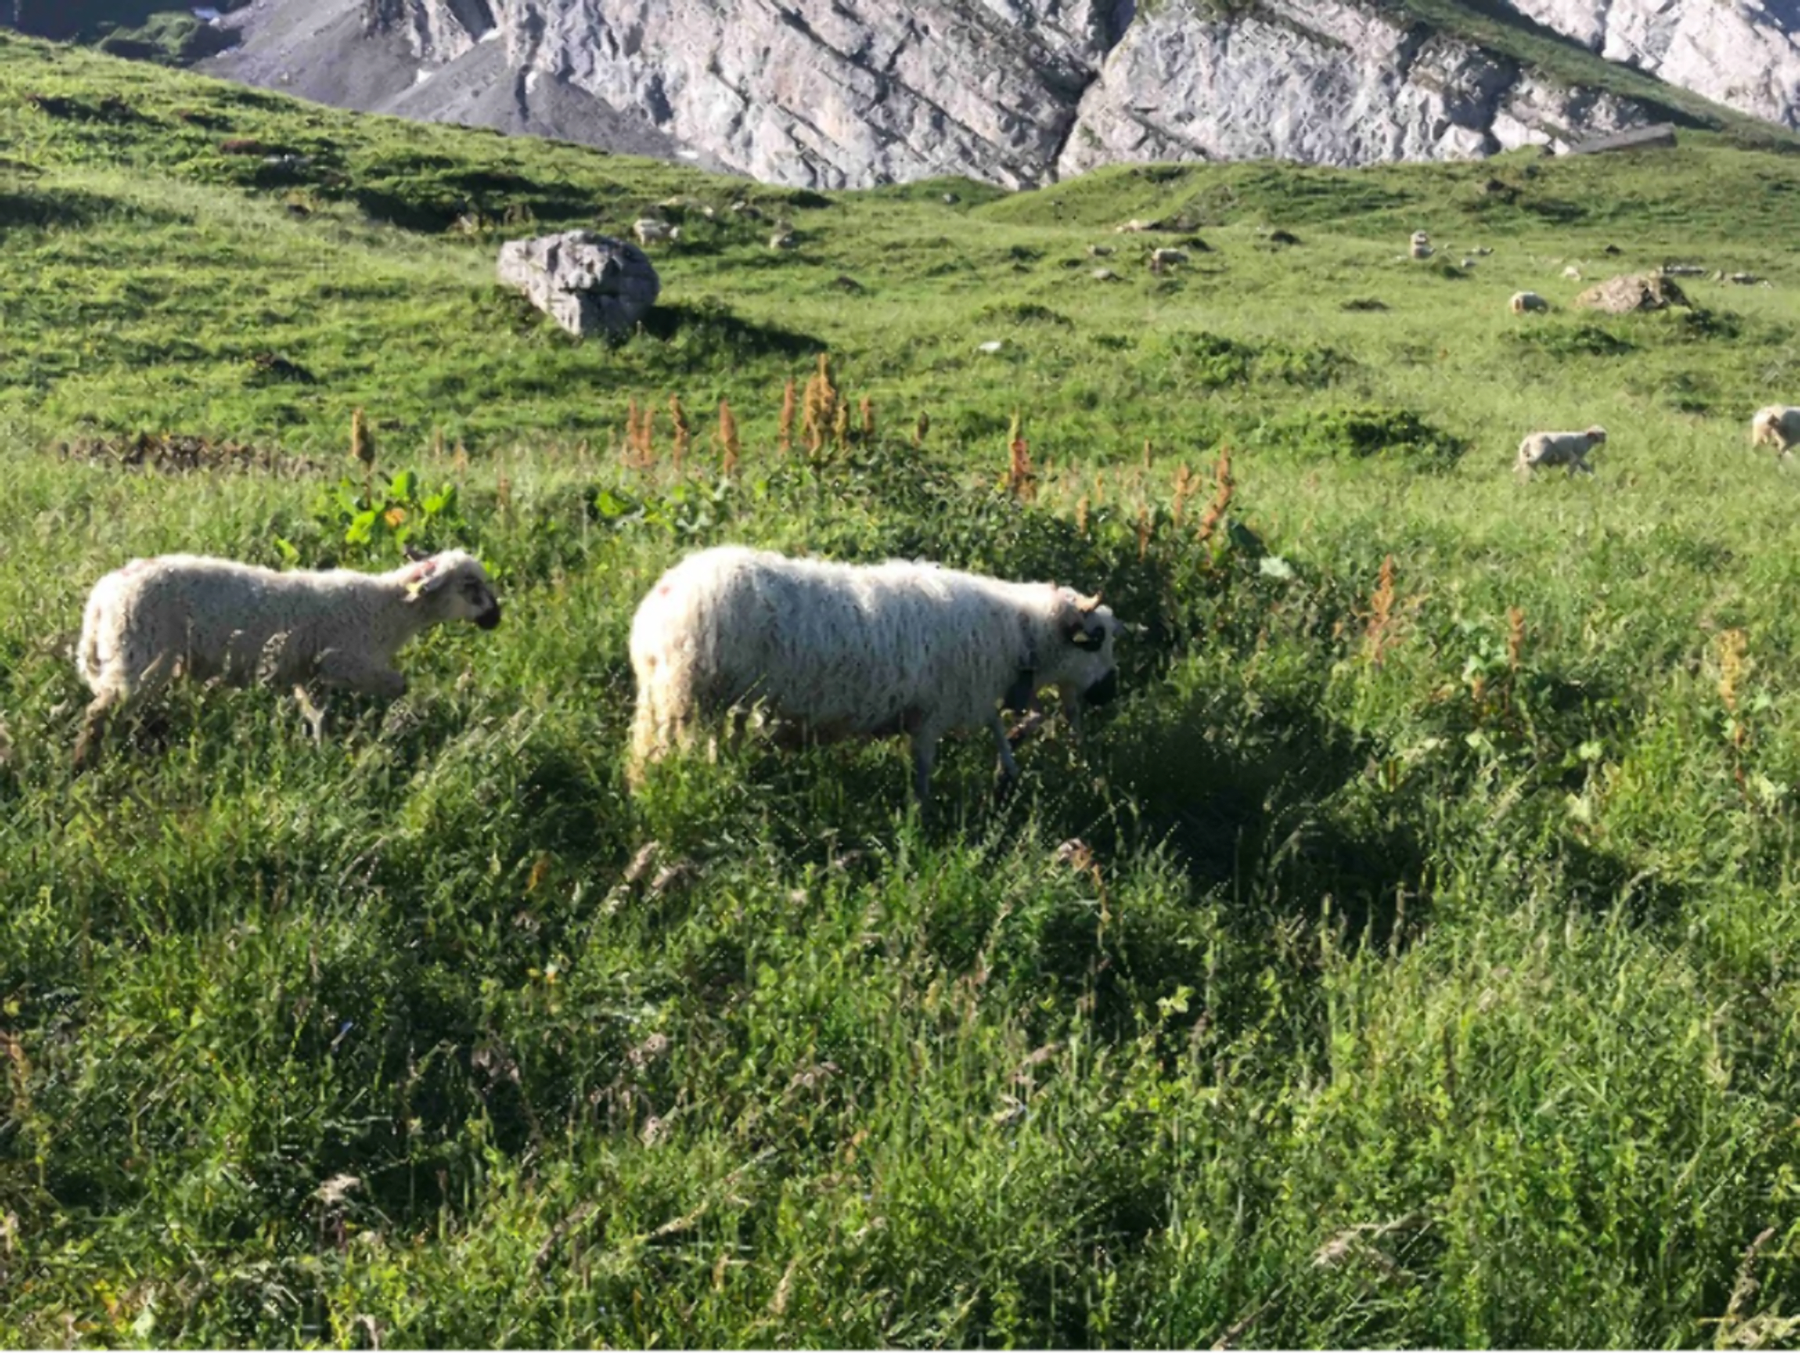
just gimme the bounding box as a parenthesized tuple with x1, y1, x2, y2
(1493, 0, 1800, 131)
(186, 0, 1786, 187)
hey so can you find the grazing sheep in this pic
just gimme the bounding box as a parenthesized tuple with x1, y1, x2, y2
(75, 550, 501, 765)
(1562, 265, 1582, 280)
(769, 229, 797, 250)
(626, 546, 1125, 807)
(1751, 405, 1800, 455)
(1510, 290, 1550, 314)
(1409, 231, 1433, 260)
(1516, 426, 1607, 478)
(633, 217, 678, 246)
(1150, 247, 1188, 267)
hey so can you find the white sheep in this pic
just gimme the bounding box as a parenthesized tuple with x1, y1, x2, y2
(1409, 231, 1433, 260)
(632, 217, 679, 246)
(1516, 426, 1607, 478)
(1751, 406, 1800, 456)
(74, 550, 501, 765)
(626, 546, 1125, 807)
(1510, 290, 1550, 314)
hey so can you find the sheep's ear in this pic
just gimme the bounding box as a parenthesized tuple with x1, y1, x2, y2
(402, 543, 431, 564)
(402, 557, 443, 600)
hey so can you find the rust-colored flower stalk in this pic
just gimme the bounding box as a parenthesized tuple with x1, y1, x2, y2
(718, 398, 741, 476)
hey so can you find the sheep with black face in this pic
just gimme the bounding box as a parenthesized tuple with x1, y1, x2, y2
(626, 545, 1124, 807)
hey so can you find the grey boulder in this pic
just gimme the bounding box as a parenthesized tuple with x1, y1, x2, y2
(496, 231, 660, 339)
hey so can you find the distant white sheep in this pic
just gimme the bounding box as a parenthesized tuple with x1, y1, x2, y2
(1510, 290, 1549, 314)
(1516, 426, 1607, 478)
(626, 546, 1124, 807)
(1751, 405, 1800, 455)
(633, 217, 679, 246)
(1409, 231, 1433, 260)
(75, 550, 501, 765)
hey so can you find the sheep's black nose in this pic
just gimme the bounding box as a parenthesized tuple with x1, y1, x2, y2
(477, 603, 502, 630)
(1083, 670, 1118, 707)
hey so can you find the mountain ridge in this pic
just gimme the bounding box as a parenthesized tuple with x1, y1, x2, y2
(7, 0, 1797, 185)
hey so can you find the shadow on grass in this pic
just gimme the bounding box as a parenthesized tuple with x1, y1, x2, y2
(0, 187, 143, 233)
(1107, 691, 1426, 953)
(636, 301, 824, 362)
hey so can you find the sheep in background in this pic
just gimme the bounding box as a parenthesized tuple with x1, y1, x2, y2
(1751, 406, 1800, 456)
(74, 550, 501, 766)
(1516, 426, 1607, 478)
(633, 217, 679, 247)
(1409, 231, 1433, 260)
(626, 546, 1124, 808)
(1510, 291, 1550, 314)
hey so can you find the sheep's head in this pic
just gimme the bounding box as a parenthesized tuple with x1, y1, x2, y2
(402, 550, 502, 630)
(1585, 425, 1608, 444)
(1045, 587, 1124, 708)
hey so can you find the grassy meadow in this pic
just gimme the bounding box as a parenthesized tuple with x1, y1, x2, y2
(9, 28, 1800, 1347)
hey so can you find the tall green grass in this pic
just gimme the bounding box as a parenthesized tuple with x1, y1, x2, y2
(6, 32, 1800, 1347)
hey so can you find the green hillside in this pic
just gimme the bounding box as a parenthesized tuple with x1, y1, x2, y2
(7, 31, 1800, 1348)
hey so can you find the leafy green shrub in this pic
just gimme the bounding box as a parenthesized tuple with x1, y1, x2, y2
(298, 468, 469, 565)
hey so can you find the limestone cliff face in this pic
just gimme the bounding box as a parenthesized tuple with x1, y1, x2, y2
(1058, 0, 1649, 175)
(1491, 0, 1800, 129)
(374, 0, 1122, 188)
(197, 0, 1780, 186)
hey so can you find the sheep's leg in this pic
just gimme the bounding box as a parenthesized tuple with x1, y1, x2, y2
(73, 651, 167, 769)
(989, 711, 1020, 801)
(1060, 684, 1085, 745)
(74, 687, 124, 770)
(910, 734, 938, 812)
(292, 684, 328, 744)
